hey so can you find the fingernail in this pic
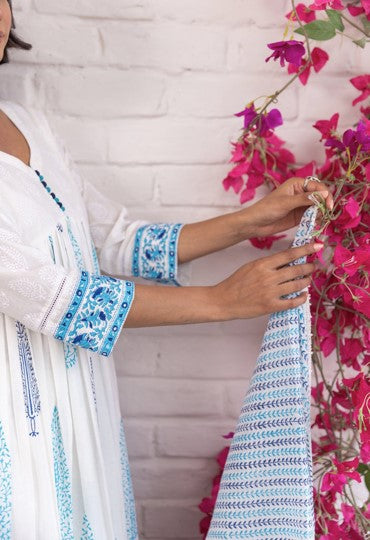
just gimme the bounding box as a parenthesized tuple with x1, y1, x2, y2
(313, 243, 324, 251)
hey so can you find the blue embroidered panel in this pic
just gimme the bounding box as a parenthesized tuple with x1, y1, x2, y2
(54, 272, 135, 357)
(206, 206, 318, 540)
(0, 420, 11, 539)
(80, 513, 94, 540)
(15, 321, 41, 437)
(119, 419, 138, 540)
(51, 406, 74, 540)
(132, 223, 184, 285)
(90, 240, 100, 275)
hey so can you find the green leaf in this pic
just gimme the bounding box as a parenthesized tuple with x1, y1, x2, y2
(352, 37, 367, 49)
(360, 15, 370, 34)
(365, 470, 370, 493)
(295, 20, 337, 41)
(357, 463, 369, 474)
(326, 9, 344, 32)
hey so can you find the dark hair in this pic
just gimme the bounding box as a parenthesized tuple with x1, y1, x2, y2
(0, 0, 32, 65)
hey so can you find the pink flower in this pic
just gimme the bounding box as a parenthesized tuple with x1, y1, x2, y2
(249, 234, 285, 249)
(313, 113, 339, 141)
(321, 456, 361, 495)
(341, 502, 355, 524)
(350, 74, 370, 106)
(360, 440, 370, 463)
(309, 0, 344, 9)
(288, 47, 329, 85)
(266, 40, 305, 67)
(286, 3, 316, 22)
(337, 196, 361, 229)
(339, 338, 363, 371)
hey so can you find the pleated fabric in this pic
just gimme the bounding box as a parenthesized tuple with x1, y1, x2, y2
(207, 205, 318, 540)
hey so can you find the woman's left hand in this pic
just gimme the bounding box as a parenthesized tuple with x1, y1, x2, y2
(240, 176, 333, 238)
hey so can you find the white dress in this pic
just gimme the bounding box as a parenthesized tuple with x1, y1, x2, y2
(0, 100, 190, 540)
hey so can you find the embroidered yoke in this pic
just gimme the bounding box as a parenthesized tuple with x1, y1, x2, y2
(0, 100, 190, 540)
(207, 205, 318, 540)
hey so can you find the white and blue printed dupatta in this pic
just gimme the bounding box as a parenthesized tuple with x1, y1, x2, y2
(207, 205, 318, 540)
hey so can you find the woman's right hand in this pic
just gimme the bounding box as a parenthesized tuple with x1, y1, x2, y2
(213, 241, 322, 320)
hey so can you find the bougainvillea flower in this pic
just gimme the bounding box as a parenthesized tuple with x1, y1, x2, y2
(286, 3, 316, 22)
(339, 338, 363, 370)
(325, 120, 370, 155)
(249, 234, 285, 249)
(334, 244, 361, 276)
(321, 456, 361, 495)
(309, 0, 344, 9)
(361, 0, 370, 16)
(348, 4, 365, 16)
(288, 47, 329, 85)
(265, 40, 305, 67)
(360, 440, 370, 463)
(350, 74, 370, 106)
(235, 104, 258, 129)
(314, 113, 339, 141)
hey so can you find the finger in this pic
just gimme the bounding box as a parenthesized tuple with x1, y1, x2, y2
(277, 262, 315, 284)
(290, 191, 330, 210)
(304, 180, 334, 210)
(276, 291, 308, 311)
(272, 242, 323, 269)
(278, 276, 311, 296)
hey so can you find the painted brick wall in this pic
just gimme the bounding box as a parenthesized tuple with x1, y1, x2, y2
(2, 1, 366, 538)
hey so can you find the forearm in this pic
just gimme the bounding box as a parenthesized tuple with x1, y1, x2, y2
(125, 283, 223, 327)
(177, 209, 254, 264)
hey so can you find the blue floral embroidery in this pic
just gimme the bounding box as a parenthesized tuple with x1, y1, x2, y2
(90, 240, 100, 275)
(54, 272, 135, 357)
(48, 235, 56, 263)
(119, 419, 138, 540)
(51, 406, 74, 539)
(16, 321, 41, 437)
(0, 420, 11, 539)
(66, 216, 84, 271)
(80, 513, 94, 540)
(63, 342, 78, 369)
(132, 223, 184, 285)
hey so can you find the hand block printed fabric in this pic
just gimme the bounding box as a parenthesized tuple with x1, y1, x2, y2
(207, 205, 318, 540)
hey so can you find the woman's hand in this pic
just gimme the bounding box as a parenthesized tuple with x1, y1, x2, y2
(238, 176, 333, 238)
(213, 241, 322, 320)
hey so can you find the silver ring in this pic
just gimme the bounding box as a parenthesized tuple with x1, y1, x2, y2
(303, 176, 321, 192)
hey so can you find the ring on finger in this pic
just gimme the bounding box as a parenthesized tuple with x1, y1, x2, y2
(303, 175, 321, 192)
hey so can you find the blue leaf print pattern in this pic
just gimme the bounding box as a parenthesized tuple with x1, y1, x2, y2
(0, 421, 11, 539)
(80, 513, 94, 540)
(90, 240, 100, 275)
(63, 342, 78, 369)
(66, 216, 84, 271)
(119, 419, 138, 540)
(51, 406, 74, 540)
(16, 321, 41, 437)
(132, 223, 184, 285)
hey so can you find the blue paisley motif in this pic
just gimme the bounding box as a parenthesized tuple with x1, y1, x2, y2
(16, 321, 41, 437)
(51, 406, 74, 539)
(119, 419, 138, 540)
(0, 420, 11, 539)
(132, 223, 184, 285)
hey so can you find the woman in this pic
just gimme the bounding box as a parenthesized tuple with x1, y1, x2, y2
(0, 2, 333, 539)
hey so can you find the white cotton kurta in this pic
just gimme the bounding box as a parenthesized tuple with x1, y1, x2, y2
(0, 100, 190, 540)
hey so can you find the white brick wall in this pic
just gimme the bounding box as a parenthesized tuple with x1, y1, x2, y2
(2, 1, 365, 538)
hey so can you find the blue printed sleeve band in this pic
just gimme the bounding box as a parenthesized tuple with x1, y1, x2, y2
(131, 223, 184, 285)
(54, 271, 135, 357)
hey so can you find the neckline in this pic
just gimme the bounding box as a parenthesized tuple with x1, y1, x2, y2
(0, 100, 40, 176)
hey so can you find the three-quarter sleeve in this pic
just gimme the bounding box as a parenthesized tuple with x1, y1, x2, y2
(0, 222, 134, 357)
(36, 107, 192, 286)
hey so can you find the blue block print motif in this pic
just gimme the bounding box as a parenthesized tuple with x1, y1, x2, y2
(132, 223, 184, 285)
(51, 406, 74, 540)
(206, 206, 318, 540)
(0, 421, 11, 539)
(80, 513, 94, 540)
(90, 240, 100, 275)
(63, 342, 78, 369)
(120, 419, 138, 540)
(54, 272, 135, 357)
(66, 216, 84, 271)
(16, 321, 41, 437)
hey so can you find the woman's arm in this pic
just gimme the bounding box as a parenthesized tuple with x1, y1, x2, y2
(125, 241, 323, 327)
(177, 176, 332, 264)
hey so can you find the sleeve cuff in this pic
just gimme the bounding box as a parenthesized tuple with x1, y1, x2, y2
(131, 223, 190, 286)
(53, 271, 135, 356)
